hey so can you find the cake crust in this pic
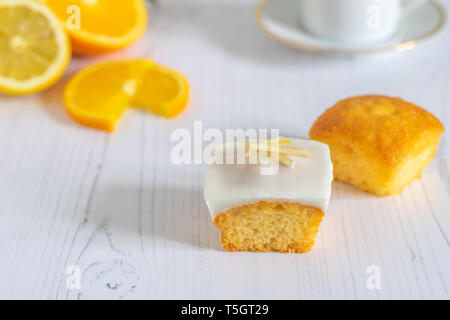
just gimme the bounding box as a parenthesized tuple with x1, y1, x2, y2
(310, 95, 444, 166)
(310, 95, 444, 195)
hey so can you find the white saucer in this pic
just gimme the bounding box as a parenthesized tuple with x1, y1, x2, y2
(255, 0, 446, 54)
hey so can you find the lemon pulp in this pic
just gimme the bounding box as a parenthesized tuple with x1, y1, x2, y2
(0, 0, 70, 94)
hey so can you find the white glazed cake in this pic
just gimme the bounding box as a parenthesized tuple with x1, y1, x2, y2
(204, 137, 333, 253)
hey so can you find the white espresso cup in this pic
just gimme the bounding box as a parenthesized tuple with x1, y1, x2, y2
(298, 0, 429, 44)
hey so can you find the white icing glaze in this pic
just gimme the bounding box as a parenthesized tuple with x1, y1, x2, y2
(203, 137, 333, 219)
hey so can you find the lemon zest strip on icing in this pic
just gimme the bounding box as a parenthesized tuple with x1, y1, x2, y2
(244, 139, 310, 167)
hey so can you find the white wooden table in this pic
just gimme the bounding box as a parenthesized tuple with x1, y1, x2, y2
(1, 0, 449, 300)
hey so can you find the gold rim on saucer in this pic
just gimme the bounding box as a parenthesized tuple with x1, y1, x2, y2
(254, 0, 446, 54)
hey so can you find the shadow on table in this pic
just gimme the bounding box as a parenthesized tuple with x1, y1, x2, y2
(82, 183, 221, 251)
(89, 181, 372, 253)
(151, 0, 352, 66)
(332, 180, 372, 199)
(40, 71, 80, 130)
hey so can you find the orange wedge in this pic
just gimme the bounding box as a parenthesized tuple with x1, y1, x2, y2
(64, 59, 190, 132)
(64, 60, 154, 132)
(132, 64, 190, 118)
(45, 0, 147, 55)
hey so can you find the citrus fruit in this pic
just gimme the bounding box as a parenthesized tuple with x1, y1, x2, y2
(132, 64, 190, 118)
(64, 59, 190, 132)
(0, 0, 71, 95)
(45, 0, 147, 55)
(64, 59, 153, 132)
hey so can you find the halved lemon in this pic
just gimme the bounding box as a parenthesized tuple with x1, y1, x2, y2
(64, 59, 154, 132)
(0, 0, 71, 95)
(45, 0, 147, 55)
(64, 59, 190, 132)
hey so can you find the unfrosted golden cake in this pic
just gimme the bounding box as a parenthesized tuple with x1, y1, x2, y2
(204, 138, 333, 253)
(310, 95, 444, 196)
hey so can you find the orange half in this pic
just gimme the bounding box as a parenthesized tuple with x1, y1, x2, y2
(45, 0, 147, 55)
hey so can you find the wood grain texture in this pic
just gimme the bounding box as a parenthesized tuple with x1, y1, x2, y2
(0, 0, 449, 299)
